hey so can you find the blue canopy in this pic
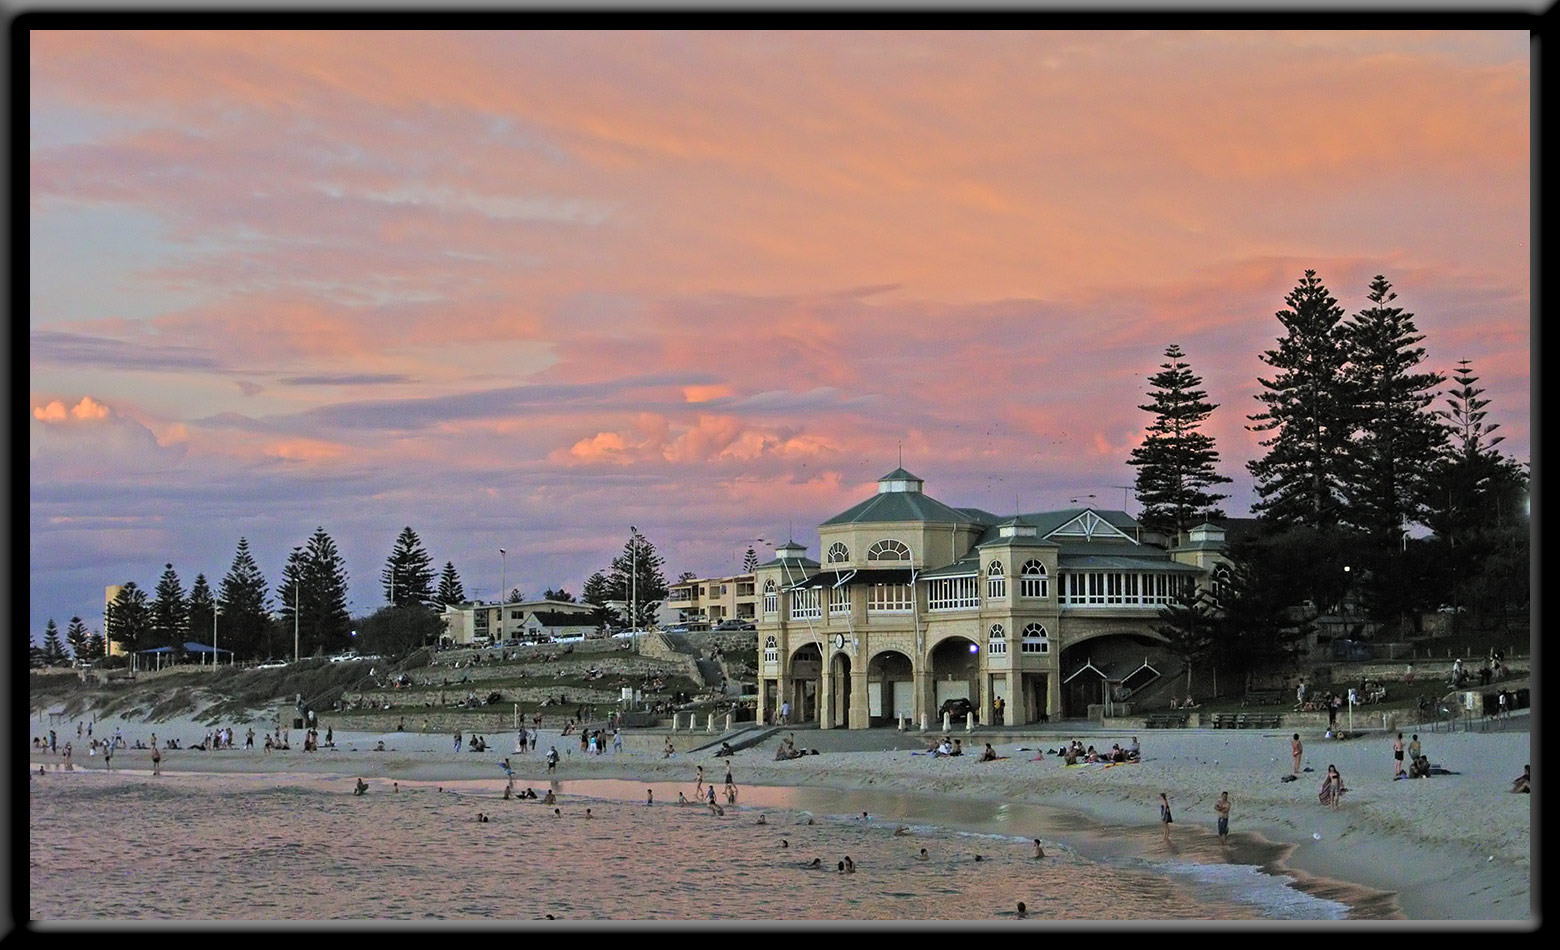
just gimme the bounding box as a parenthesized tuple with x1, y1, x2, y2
(182, 642, 233, 655)
(137, 646, 178, 654)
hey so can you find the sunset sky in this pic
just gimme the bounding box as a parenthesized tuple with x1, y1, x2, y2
(28, 30, 1531, 641)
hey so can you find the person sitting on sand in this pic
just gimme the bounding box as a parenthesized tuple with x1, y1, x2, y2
(1127, 737, 1141, 761)
(950, 739, 964, 757)
(374, 740, 386, 752)
(1511, 764, 1530, 794)
(1033, 839, 1045, 859)
(843, 855, 856, 873)
(354, 778, 369, 796)
(716, 742, 735, 757)
(756, 814, 767, 825)
(935, 738, 953, 758)
(806, 858, 822, 869)
(523, 787, 538, 800)
(1063, 745, 1078, 766)
(707, 801, 725, 816)
(542, 789, 556, 805)
(1085, 745, 1100, 764)
(916, 848, 929, 861)
(979, 743, 998, 762)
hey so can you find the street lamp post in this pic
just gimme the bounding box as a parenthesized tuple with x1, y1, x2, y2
(499, 548, 507, 641)
(294, 582, 300, 663)
(213, 599, 218, 671)
(629, 526, 638, 653)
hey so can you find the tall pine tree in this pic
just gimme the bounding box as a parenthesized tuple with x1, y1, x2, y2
(607, 530, 668, 628)
(302, 527, 352, 655)
(187, 573, 215, 647)
(106, 581, 152, 654)
(1339, 276, 1447, 544)
(1247, 270, 1354, 529)
(218, 537, 270, 661)
(1127, 344, 1231, 539)
(743, 547, 760, 573)
(382, 527, 435, 607)
(151, 562, 188, 651)
(41, 619, 69, 666)
(275, 546, 306, 659)
(65, 616, 91, 662)
(436, 561, 466, 606)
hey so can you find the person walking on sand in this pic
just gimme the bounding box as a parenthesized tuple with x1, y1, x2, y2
(1214, 791, 1231, 844)
(1291, 733, 1303, 774)
(1392, 732, 1406, 779)
(151, 741, 162, 776)
(1158, 792, 1173, 844)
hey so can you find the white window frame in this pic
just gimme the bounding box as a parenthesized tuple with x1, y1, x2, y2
(866, 539, 911, 562)
(763, 635, 779, 663)
(866, 583, 913, 613)
(763, 579, 778, 615)
(988, 622, 1007, 655)
(1019, 559, 1048, 599)
(928, 576, 979, 611)
(1021, 622, 1050, 654)
(828, 585, 851, 616)
(827, 542, 850, 564)
(790, 588, 822, 620)
(986, 560, 1007, 601)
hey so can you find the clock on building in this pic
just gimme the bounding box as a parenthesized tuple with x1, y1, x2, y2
(833, 633, 845, 651)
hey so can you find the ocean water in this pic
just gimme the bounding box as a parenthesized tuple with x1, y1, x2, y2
(28, 770, 1371, 922)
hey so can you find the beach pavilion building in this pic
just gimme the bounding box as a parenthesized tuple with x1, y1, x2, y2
(753, 468, 1230, 729)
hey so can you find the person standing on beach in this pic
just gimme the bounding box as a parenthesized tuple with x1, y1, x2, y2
(151, 742, 162, 776)
(1393, 733, 1405, 779)
(454, 730, 463, 752)
(1214, 792, 1231, 844)
(1291, 734, 1303, 774)
(1158, 792, 1173, 844)
(1408, 734, 1422, 764)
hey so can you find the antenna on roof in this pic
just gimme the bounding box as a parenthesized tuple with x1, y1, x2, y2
(898, 442, 902, 468)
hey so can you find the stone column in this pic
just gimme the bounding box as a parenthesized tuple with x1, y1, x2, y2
(819, 663, 834, 730)
(913, 667, 932, 730)
(850, 667, 870, 730)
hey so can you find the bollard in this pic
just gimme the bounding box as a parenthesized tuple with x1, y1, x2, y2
(897, 714, 905, 731)
(724, 712, 733, 732)
(921, 713, 929, 733)
(671, 713, 679, 733)
(943, 712, 951, 733)
(965, 711, 974, 733)
(707, 713, 715, 733)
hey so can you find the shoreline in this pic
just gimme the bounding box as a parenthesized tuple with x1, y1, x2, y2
(27, 711, 1534, 924)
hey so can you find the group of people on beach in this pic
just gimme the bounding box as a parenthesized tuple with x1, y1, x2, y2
(1059, 737, 1139, 765)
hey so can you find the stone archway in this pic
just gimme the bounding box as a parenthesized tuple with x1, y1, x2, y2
(829, 650, 853, 728)
(927, 637, 980, 722)
(787, 643, 822, 724)
(868, 650, 914, 726)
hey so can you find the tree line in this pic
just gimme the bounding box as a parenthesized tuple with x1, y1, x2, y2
(37, 527, 477, 666)
(1128, 270, 1528, 684)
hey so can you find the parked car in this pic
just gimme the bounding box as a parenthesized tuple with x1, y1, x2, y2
(939, 697, 976, 720)
(256, 660, 288, 670)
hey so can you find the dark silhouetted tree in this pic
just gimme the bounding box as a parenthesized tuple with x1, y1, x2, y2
(436, 561, 466, 606)
(382, 527, 435, 607)
(218, 537, 271, 660)
(1128, 344, 1231, 539)
(151, 562, 188, 651)
(1247, 270, 1354, 529)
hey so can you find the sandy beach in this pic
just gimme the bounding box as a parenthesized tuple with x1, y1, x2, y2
(28, 709, 1534, 924)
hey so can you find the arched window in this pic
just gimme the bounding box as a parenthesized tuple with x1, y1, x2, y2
(1020, 559, 1049, 599)
(986, 560, 1006, 600)
(763, 579, 778, 615)
(988, 622, 1007, 655)
(866, 539, 911, 561)
(827, 542, 850, 564)
(1021, 622, 1050, 654)
(1211, 564, 1232, 607)
(763, 635, 778, 663)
